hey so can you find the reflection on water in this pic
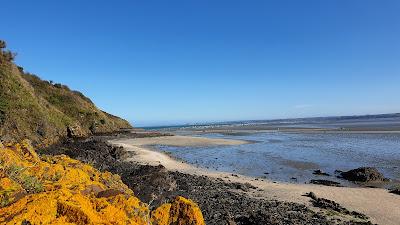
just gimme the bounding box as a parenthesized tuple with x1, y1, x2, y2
(155, 132, 400, 185)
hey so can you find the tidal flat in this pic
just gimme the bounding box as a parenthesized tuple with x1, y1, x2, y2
(150, 115, 400, 187)
(156, 131, 400, 186)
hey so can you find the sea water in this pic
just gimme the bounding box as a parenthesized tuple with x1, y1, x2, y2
(155, 131, 400, 185)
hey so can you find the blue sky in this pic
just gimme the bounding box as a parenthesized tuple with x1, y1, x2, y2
(3, 1, 400, 126)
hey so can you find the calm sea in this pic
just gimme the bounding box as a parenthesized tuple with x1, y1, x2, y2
(155, 131, 400, 186)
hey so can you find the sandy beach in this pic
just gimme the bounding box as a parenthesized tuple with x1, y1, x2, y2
(113, 135, 249, 147)
(110, 135, 400, 225)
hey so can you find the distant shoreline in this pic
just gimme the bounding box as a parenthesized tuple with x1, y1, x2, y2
(190, 128, 400, 135)
(139, 112, 400, 131)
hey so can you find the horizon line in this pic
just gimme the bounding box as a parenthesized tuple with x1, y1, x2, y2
(135, 112, 400, 128)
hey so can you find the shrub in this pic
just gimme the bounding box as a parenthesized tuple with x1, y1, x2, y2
(17, 66, 24, 73)
(0, 101, 7, 125)
(89, 122, 97, 133)
(20, 175, 44, 193)
(0, 40, 6, 49)
(53, 83, 62, 88)
(0, 40, 16, 62)
(72, 90, 93, 103)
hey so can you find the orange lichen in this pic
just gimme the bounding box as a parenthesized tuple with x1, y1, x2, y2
(0, 140, 205, 225)
(152, 196, 205, 225)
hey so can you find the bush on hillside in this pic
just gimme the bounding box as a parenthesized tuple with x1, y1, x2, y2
(0, 40, 16, 63)
(0, 40, 6, 49)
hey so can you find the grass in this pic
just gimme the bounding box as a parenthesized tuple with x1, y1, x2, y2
(5, 164, 44, 194)
(0, 100, 8, 125)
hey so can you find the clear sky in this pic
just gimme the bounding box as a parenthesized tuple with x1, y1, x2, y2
(3, 1, 400, 126)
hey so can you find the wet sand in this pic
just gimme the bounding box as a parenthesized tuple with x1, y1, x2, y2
(113, 135, 249, 147)
(111, 135, 400, 225)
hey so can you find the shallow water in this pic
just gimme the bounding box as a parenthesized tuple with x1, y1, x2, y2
(155, 131, 400, 186)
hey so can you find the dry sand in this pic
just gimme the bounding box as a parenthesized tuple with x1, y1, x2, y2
(110, 136, 400, 225)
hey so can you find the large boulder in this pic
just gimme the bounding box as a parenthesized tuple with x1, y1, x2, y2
(340, 167, 388, 182)
(389, 188, 400, 195)
(66, 124, 86, 138)
(152, 196, 205, 225)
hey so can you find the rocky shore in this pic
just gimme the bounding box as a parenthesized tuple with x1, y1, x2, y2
(0, 140, 205, 224)
(42, 133, 376, 225)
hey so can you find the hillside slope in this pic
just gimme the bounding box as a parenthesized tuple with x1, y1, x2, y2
(0, 40, 131, 145)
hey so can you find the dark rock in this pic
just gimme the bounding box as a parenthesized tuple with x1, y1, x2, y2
(123, 164, 176, 204)
(313, 169, 330, 176)
(310, 179, 342, 187)
(389, 188, 400, 195)
(234, 214, 258, 225)
(305, 192, 317, 200)
(311, 197, 349, 213)
(21, 220, 31, 225)
(96, 189, 124, 198)
(340, 167, 388, 182)
(350, 211, 370, 221)
(334, 170, 343, 174)
(36, 123, 47, 137)
(81, 184, 104, 195)
(232, 182, 256, 192)
(305, 193, 370, 221)
(66, 124, 86, 138)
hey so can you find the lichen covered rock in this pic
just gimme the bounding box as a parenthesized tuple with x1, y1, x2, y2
(0, 140, 204, 225)
(151, 196, 205, 225)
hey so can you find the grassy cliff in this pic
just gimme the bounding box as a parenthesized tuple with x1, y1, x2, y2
(0, 40, 132, 145)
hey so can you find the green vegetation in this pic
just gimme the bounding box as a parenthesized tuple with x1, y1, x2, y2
(0, 40, 16, 63)
(5, 164, 44, 194)
(0, 101, 7, 125)
(1, 162, 43, 196)
(0, 40, 132, 145)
